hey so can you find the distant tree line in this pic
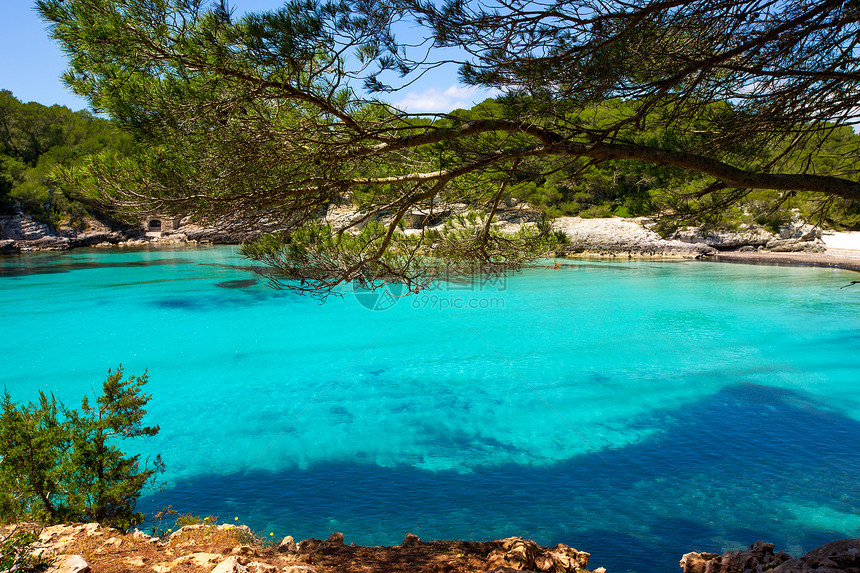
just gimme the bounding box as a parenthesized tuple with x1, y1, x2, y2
(3, 85, 859, 241)
(0, 89, 131, 226)
(455, 99, 860, 234)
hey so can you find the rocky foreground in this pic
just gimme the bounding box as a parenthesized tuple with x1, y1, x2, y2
(4, 523, 860, 573)
(680, 540, 860, 573)
(4, 522, 596, 573)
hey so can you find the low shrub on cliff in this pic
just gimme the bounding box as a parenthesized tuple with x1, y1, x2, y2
(0, 526, 48, 573)
(0, 367, 162, 530)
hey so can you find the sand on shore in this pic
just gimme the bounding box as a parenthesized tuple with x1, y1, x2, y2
(822, 231, 860, 251)
(712, 249, 860, 272)
(712, 231, 860, 272)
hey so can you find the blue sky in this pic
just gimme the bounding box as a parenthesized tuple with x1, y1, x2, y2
(0, 0, 491, 113)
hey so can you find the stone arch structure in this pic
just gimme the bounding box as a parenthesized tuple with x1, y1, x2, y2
(143, 215, 183, 237)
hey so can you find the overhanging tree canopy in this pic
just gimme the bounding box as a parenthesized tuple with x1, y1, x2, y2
(37, 0, 860, 296)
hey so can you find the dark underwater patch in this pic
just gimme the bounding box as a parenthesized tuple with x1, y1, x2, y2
(143, 384, 860, 573)
(0, 257, 196, 277)
(216, 279, 260, 289)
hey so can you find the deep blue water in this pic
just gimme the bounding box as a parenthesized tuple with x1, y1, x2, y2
(1, 246, 859, 572)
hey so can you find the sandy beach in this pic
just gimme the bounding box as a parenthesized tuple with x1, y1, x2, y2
(712, 231, 860, 272)
(822, 231, 860, 250)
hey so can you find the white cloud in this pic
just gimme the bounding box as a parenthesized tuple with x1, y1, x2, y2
(394, 84, 499, 113)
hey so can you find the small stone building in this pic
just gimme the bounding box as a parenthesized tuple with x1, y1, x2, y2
(402, 207, 451, 229)
(143, 215, 183, 237)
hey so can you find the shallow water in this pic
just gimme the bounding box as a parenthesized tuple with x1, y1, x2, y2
(2, 246, 859, 572)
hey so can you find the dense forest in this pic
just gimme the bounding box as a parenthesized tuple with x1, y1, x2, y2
(0, 89, 130, 227)
(3, 87, 860, 234)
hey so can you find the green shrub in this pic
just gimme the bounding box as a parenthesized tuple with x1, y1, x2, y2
(579, 203, 614, 218)
(0, 528, 44, 572)
(174, 514, 218, 527)
(612, 205, 632, 218)
(0, 367, 162, 530)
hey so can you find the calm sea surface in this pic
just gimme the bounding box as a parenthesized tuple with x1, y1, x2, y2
(2, 246, 859, 572)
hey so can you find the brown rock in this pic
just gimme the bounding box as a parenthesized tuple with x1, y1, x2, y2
(246, 561, 277, 573)
(158, 551, 223, 572)
(772, 539, 860, 572)
(297, 538, 322, 553)
(211, 556, 248, 573)
(47, 554, 90, 573)
(533, 553, 555, 571)
(30, 544, 56, 561)
(277, 536, 297, 553)
(680, 551, 719, 573)
(680, 539, 860, 573)
(487, 537, 588, 573)
(550, 543, 590, 570)
(39, 524, 103, 553)
(132, 529, 160, 544)
(326, 532, 344, 546)
(230, 546, 255, 556)
(168, 525, 203, 541)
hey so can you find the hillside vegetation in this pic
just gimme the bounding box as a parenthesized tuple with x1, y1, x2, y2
(451, 98, 860, 233)
(0, 90, 130, 227)
(3, 89, 860, 235)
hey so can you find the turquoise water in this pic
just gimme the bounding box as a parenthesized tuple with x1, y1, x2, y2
(2, 246, 860, 572)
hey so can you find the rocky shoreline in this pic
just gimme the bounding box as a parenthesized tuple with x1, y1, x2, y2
(4, 211, 860, 274)
(3, 522, 596, 573)
(4, 522, 859, 573)
(712, 249, 860, 272)
(680, 539, 860, 573)
(551, 216, 860, 273)
(551, 216, 829, 259)
(0, 214, 278, 254)
(0, 215, 136, 253)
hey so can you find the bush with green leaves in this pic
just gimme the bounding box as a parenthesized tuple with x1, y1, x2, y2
(0, 367, 162, 530)
(0, 527, 43, 573)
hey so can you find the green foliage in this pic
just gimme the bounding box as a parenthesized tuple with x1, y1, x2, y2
(0, 528, 43, 573)
(505, 97, 860, 229)
(149, 506, 179, 539)
(236, 527, 279, 549)
(174, 514, 218, 528)
(0, 367, 162, 530)
(755, 209, 792, 235)
(0, 89, 130, 223)
(148, 510, 274, 548)
(579, 203, 614, 219)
